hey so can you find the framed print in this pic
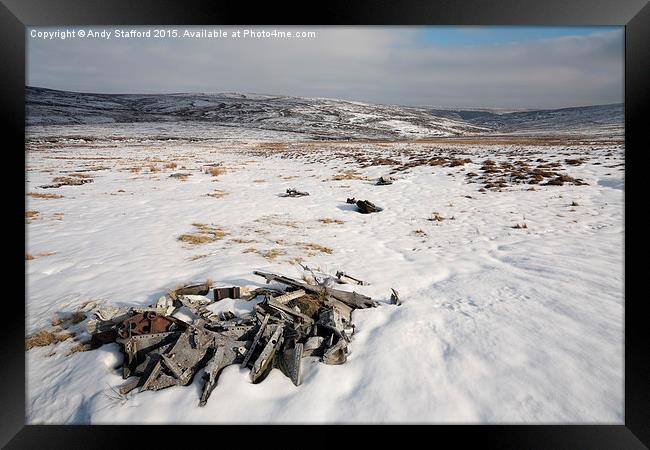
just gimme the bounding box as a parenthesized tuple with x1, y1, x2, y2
(2, 0, 647, 447)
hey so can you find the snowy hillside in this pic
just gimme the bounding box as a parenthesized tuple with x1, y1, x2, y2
(429, 104, 624, 137)
(26, 87, 623, 139)
(26, 87, 488, 139)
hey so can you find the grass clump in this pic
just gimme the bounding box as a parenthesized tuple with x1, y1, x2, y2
(206, 189, 229, 198)
(177, 223, 228, 245)
(28, 192, 64, 199)
(26, 210, 39, 224)
(301, 243, 333, 254)
(25, 329, 74, 350)
(332, 169, 367, 181)
(318, 218, 344, 225)
(207, 166, 226, 177)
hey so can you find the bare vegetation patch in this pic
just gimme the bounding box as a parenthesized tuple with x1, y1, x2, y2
(512, 223, 528, 229)
(177, 223, 228, 245)
(26, 251, 56, 260)
(332, 169, 368, 181)
(52, 176, 94, 186)
(207, 166, 226, 177)
(25, 329, 75, 350)
(230, 238, 258, 244)
(206, 189, 229, 199)
(242, 247, 287, 260)
(301, 242, 333, 255)
(28, 192, 64, 199)
(26, 210, 40, 223)
(318, 218, 344, 225)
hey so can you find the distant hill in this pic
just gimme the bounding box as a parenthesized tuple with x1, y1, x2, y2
(26, 86, 623, 139)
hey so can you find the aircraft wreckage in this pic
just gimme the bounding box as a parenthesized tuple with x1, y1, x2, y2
(86, 269, 400, 406)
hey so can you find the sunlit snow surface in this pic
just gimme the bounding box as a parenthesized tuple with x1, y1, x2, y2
(26, 124, 624, 423)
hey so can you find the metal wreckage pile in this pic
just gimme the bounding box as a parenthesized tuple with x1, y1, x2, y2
(87, 268, 400, 407)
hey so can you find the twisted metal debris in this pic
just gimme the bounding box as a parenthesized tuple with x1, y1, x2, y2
(87, 269, 391, 406)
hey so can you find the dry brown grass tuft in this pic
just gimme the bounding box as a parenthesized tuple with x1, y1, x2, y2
(25, 329, 75, 350)
(189, 254, 209, 261)
(164, 162, 178, 169)
(68, 342, 92, 355)
(332, 169, 367, 181)
(207, 167, 226, 177)
(178, 223, 228, 245)
(28, 192, 64, 199)
(230, 238, 258, 244)
(301, 243, 333, 254)
(26, 210, 39, 224)
(428, 212, 445, 222)
(261, 248, 287, 260)
(414, 229, 428, 237)
(52, 176, 93, 186)
(253, 179, 267, 183)
(318, 218, 344, 225)
(67, 173, 93, 178)
(148, 165, 161, 173)
(51, 311, 86, 327)
(26, 251, 56, 261)
(242, 247, 287, 260)
(512, 223, 528, 229)
(206, 189, 229, 199)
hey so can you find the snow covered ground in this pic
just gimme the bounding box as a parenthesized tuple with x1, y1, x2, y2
(25, 125, 624, 423)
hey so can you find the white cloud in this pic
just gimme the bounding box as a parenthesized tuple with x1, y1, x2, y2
(27, 26, 623, 109)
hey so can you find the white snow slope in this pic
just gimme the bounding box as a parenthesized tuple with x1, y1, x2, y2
(26, 125, 624, 424)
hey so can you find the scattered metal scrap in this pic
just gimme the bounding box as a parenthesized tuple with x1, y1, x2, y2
(87, 270, 392, 407)
(376, 175, 396, 186)
(280, 188, 310, 197)
(346, 198, 382, 214)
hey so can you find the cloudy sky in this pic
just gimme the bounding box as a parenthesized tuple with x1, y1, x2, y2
(27, 26, 624, 109)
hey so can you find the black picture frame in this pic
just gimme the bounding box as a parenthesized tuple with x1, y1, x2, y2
(3, 0, 647, 447)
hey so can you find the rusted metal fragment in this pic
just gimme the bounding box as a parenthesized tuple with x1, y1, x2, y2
(117, 311, 184, 339)
(213, 286, 241, 301)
